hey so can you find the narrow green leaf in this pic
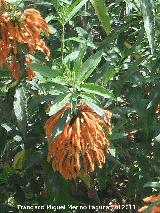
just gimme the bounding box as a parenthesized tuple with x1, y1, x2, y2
(14, 87, 27, 137)
(5, 0, 18, 3)
(81, 100, 106, 119)
(64, 51, 79, 63)
(155, 133, 160, 143)
(74, 44, 87, 76)
(48, 93, 71, 116)
(80, 92, 100, 104)
(52, 76, 69, 86)
(140, 0, 155, 53)
(29, 63, 58, 78)
(24, 151, 44, 170)
(110, 132, 126, 140)
(144, 181, 160, 188)
(81, 83, 113, 99)
(91, 0, 111, 34)
(64, 0, 88, 24)
(109, 142, 116, 157)
(65, 37, 96, 48)
(51, 108, 71, 139)
(77, 50, 103, 83)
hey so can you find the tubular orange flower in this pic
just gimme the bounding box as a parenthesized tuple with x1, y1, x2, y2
(0, 1, 50, 80)
(138, 195, 160, 213)
(45, 103, 112, 180)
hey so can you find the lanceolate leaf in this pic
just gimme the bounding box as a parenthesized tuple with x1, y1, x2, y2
(82, 100, 106, 119)
(14, 87, 27, 137)
(48, 93, 71, 116)
(80, 92, 100, 104)
(51, 108, 71, 139)
(74, 44, 87, 74)
(81, 83, 113, 99)
(140, 0, 155, 53)
(91, 0, 111, 34)
(76, 50, 103, 83)
(144, 181, 160, 188)
(63, 51, 79, 63)
(24, 151, 44, 170)
(64, 0, 88, 24)
(29, 63, 58, 78)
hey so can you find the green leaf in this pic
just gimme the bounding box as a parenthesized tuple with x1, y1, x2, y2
(14, 87, 27, 137)
(13, 149, 31, 170)
(140, 0, 155, 53)
(24, 151, 44, 170)
(48, 93, 71, 116)
(81, 83, 113, 99)
(109, 142, 116, 157)
(29, 63, 58, 78)
(2, 87, 16, 123)
(91, 0, 111, 34)
(74, 44, 87, 75)
(155, 133, 160, 143)
(96, 166, 107, 188)
(81, 100, 106, 119)
(51, 108, 71, 139)
(64, 0, 88, 24)
(81, 175, 91, 187)
(110, 132, 126, 140)
(144, 181, 160, 188)
(63, 51, 79, 63)
(76, 50, 103, 83)
(80, 92, 100, 104)
(5, 0, 18, 3)
(65, 37, 96, 48)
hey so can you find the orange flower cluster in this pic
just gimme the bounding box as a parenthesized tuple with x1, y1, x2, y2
(0, 0, 50, 80)
(45, 103, 112, 180)
(138, 195, 160, 213)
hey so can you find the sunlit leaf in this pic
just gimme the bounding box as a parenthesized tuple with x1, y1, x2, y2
(48, 93, 71, 116)
(91, 0, 111, 34)
(76, 50, 103, 83)
(13, 149, 30, 170)
(14, 87, 27, 137)
(29, 63, 58, 78)
(81, 83, 113, 99)
(64, 0, 88, 24)
(144, 181, 160, 188)
(140, 0, 155, 53)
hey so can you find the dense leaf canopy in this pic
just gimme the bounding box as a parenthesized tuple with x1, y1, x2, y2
(0, 0, 160, 213)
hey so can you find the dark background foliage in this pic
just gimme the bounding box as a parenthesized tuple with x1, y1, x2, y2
(0, 0, 160, 212)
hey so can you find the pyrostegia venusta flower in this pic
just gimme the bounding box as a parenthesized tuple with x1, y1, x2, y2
(45, 103, 112, 180)
(0, 0, 50, 80)
(138, 195, 160, 213)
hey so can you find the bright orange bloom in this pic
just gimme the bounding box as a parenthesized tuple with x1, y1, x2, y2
(0, 1, 50, 80)
(45, 103, 112, 180)
(138, 195, 160, 213)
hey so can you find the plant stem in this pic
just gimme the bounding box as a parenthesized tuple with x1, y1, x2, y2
(61, 24, 65, 65)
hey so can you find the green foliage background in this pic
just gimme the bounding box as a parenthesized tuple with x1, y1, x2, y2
(0, 0, 160, 212)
